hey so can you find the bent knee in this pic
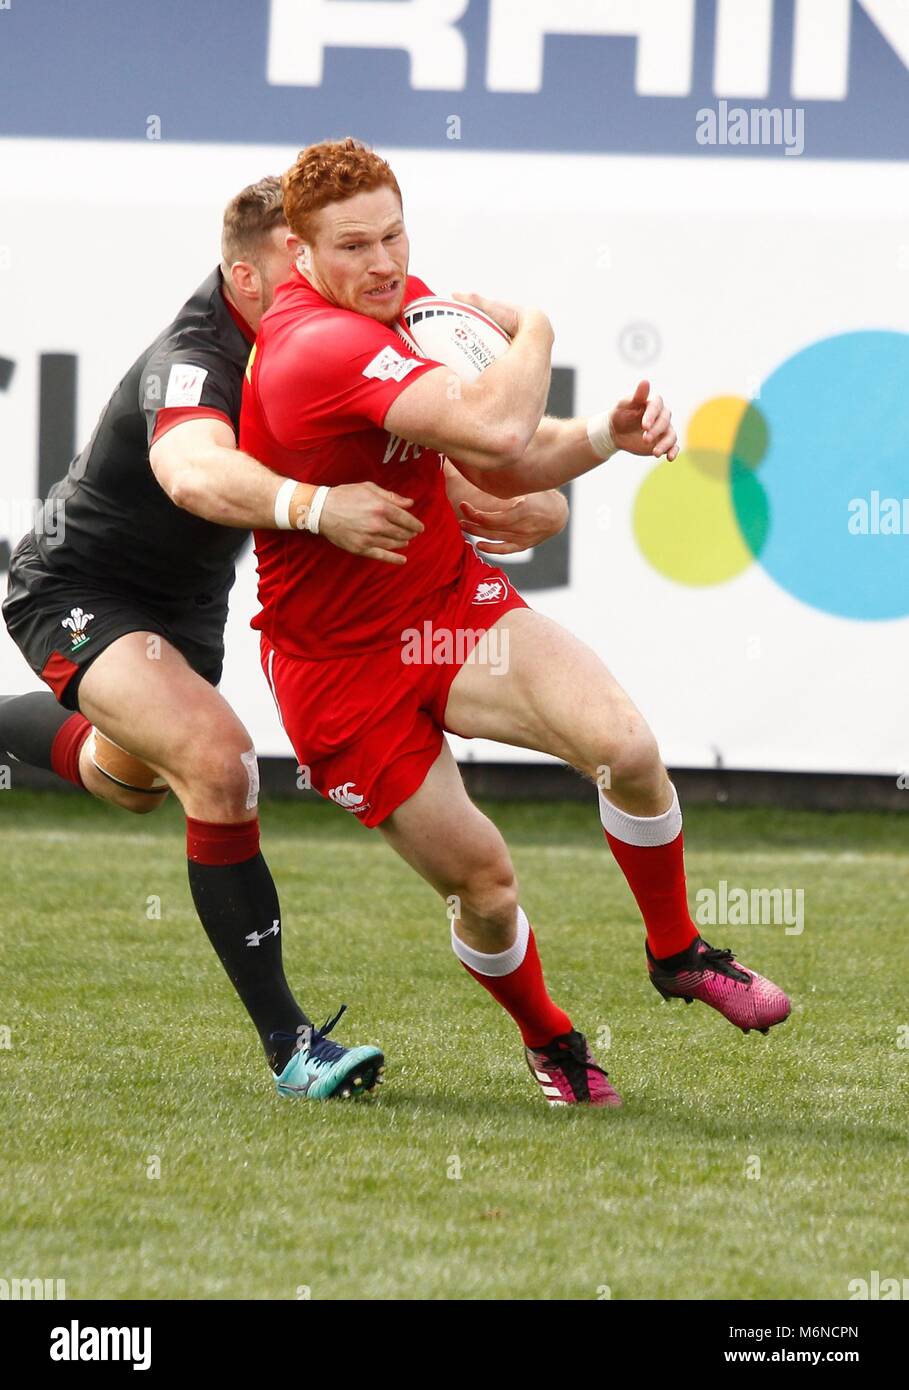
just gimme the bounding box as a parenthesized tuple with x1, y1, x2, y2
(169, 738, 260, 815)
(456, 856, 519, 925)
(600, 717, 663, 792)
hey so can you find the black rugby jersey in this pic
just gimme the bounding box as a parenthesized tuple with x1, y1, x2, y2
(29, 269, 254, 604)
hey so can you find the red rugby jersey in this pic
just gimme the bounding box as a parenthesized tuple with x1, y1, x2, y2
(242, 270, 469, 658)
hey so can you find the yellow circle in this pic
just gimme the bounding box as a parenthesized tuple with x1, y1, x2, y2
(633, 449, 755, 586)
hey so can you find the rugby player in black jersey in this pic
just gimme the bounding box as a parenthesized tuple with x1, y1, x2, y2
(0, 175, 569, 1100)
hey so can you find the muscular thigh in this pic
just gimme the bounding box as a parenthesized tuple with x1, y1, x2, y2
(76, 631, 251, 786)
(443, 608, 648, 776)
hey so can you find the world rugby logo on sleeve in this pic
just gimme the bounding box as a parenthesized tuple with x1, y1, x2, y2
(164, 363, 209, 407)
(362, 346, 422, 383)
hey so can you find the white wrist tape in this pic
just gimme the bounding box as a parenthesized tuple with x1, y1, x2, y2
(273, 477, 299, 530)
(586, 410, 618, 461)
(306, 484, 331, 535)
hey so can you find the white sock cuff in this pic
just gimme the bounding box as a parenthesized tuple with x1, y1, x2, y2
(450, 906, 530, 978)
(598, 783, 682, 848)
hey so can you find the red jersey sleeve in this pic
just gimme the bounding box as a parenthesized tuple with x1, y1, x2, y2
(259, 311, 440, 450)
(150, 405, 236, 447)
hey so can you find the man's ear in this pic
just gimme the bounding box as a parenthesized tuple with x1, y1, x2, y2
(229, 259, 258, 298)
(295, 241, 313, 274)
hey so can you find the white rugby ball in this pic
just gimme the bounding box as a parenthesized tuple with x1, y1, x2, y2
(397, 296, 510, 381)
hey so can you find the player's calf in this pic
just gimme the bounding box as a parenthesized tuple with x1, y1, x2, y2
(0, 692, 168, 815)
(381, 747, 612, 1106)
(80, 728, 170, 814)
(77, 643, 324, 1079)
(441, 844, 618, 1108)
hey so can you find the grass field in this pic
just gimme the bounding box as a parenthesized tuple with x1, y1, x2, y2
(1, 790, 906, 1301)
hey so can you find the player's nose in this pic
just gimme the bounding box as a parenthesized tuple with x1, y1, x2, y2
(368, 244, 397, 278)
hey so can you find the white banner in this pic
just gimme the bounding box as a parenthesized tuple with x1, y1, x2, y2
(1, 139, 907, 773)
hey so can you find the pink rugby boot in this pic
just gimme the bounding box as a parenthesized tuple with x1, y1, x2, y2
(647, 936, 791, 1034)
(524, 1030, 623, 1107)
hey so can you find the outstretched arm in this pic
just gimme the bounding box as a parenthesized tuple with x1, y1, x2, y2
(450, 380, 678, 499)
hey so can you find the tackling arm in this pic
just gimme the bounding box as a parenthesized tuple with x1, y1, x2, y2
(443, 461, 568, 554)
(149, 416, 424, 564)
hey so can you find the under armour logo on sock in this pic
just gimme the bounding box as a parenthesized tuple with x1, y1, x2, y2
(245, 919, 280, 947)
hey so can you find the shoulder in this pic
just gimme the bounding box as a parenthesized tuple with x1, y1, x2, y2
(405, 273, 434, 302)
(145, 271, 243, 372)
(141, 336, 240, 411)
(264, 300, 399, 375)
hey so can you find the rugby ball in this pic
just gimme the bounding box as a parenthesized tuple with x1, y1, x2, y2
(397, 296, 510, 382)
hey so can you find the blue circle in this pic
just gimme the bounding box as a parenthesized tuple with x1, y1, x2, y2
(743, 331, 909, 621)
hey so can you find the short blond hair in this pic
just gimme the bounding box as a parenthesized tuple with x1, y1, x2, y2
(220, 175, 286, 268)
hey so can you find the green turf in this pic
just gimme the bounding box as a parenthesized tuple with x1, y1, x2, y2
(1, 790, 906, 1300)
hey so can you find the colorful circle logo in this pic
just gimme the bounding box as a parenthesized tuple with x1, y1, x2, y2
(633, 331, 909, 621)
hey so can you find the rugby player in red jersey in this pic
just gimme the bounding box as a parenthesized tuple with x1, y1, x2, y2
(241, 140, 792, 1107)
(1, 174, 571, 1103)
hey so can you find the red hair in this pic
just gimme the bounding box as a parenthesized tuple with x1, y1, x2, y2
(282, 138, 402, 241)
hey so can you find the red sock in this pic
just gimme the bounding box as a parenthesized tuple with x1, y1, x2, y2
(599, 786, 698, 959)
(49, 713, 92, 789)
(186, 816, 260, 865)
(454, 911, 571, 1048)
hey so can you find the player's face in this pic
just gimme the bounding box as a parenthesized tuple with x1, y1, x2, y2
(307, 187, 409, 324)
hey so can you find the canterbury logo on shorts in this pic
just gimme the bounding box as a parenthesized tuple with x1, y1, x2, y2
(328, 781, 369, 813)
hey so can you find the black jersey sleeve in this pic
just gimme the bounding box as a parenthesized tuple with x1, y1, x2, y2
(139, 345, 243, 448)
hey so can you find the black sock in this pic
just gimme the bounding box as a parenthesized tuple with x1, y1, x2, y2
(0, 692, 75, 769)
(186, 818, 311, 1073)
